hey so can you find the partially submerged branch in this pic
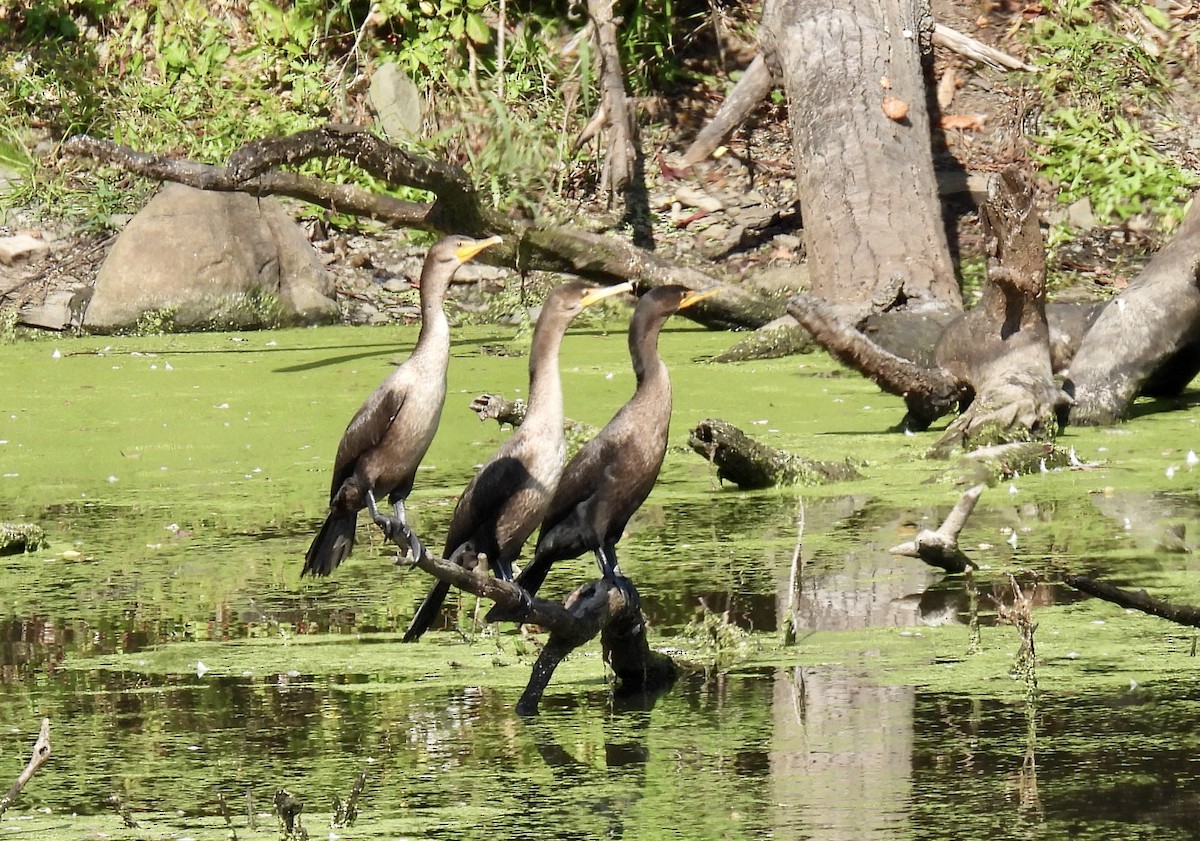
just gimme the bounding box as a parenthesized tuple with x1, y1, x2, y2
(1065, 575, 1200, 627)
(785, 293, 964, 430)
(688, 418, 861, 488)
(0, 718, 51, 818)
(376, 517, 675, 714)
(470, 393, 596, 441)
(889, 484, 983, 573)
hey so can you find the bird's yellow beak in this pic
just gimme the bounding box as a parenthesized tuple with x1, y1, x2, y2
(455, 235, 503, 263)
(678, 287, 720, 309)
(580, 281, 635, 308)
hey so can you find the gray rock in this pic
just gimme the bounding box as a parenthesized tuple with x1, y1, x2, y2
(19, 289, 75, 330)
(370, 63, 423, 140)
(1067, 197, 1096, 230)
(85, 184, 339, 332)
(0, 233, 49, 265)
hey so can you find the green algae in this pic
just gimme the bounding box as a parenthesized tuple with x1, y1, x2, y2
(3, 319, 1200, 839)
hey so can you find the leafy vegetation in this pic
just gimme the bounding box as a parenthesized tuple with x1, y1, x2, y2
(0, 0, 706, 229)
(1024, 0, 1198, 230)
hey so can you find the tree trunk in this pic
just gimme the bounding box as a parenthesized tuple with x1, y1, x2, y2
(759, 0, 961, 321)
(927, 167, 1063, 456)
(1065, 193, 1200, 425)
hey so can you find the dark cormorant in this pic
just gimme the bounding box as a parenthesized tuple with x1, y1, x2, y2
(302, 234, 502, 577)
(402, 279, 634, 641)
(490, 284, 717, 616)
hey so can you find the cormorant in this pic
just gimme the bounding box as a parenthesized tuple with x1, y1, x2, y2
(491, 284, 717, 617)
(302, 234, 502, 577)
(402, 279, 634, 641)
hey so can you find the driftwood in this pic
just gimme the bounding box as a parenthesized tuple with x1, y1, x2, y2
(63, 129, 777, 331)
(927, 166, 1064, 456)
(469, 392, 596, 441)
(889, 484, 982, 574)
(687, 418, 861, 488)
(369, 511, 676, 715)
(786, 293, 965, 430)
(0, 718, 51, 818)
(0, 522, 47, 555)
(1065, 575, 1200, 627)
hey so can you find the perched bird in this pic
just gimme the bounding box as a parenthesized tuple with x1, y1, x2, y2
(402, 279, 634, 641)
(490, 284, 717, 619)
(302, 234, 502, 577)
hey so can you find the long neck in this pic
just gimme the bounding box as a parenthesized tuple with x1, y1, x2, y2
(413, 273, 450, 356)
(630, 309, 670, 395)
(523, 315, 567, 432)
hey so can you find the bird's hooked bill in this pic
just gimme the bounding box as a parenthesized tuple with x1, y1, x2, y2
(580, 281, 635, 308)
(679, 287, 720, 309)
(454, 235, 503, 263)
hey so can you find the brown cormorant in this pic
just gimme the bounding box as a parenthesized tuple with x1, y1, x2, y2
(402, 279, 634, 641)
(302, 234, 502, 577)
(490, 284, 717, 618)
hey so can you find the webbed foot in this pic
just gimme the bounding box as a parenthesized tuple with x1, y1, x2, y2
(365, 490, 423, 560)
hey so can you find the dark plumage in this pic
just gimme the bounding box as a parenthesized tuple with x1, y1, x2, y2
(402, 279, 634, 641)
(302, 234, 502, 577)
(492, 285, 717, 615)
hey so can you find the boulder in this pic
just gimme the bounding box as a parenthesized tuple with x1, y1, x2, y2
(84, 184, 340, 332)
(369, 63, 422, 140)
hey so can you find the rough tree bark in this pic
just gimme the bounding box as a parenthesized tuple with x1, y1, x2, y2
(586, 0, 637, 200)
(1066, 195, 1200, 425)
(788, 167, 1065, 454)
(759, 0, 962, 321)
(927, 166, 1063, 456)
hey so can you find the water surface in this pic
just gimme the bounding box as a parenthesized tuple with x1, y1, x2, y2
(2, 321, 1199, 838)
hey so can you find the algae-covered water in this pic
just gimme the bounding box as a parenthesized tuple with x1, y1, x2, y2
(3, 317, 1200, 839)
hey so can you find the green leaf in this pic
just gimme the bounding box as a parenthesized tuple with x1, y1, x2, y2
(466, 11, 489, 44)
(1141, 3, 1171, 30)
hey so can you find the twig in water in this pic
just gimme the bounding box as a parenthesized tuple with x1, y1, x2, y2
(781, 496, 805, 646)
(0, 718, 51, 818)
(889, 484, 983, 573)
(218, 793, 238, 841)
(332, 770, 367, 828)
(109, 793, 139, 829)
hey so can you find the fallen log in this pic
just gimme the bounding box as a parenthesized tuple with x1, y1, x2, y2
(687, 418, 861, 488)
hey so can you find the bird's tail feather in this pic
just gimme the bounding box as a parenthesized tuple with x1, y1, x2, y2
(403, 580, 451, 642)
(302, 510, 357, 577)
(483, 557, 549, 623)
(513, 556, 552, 597)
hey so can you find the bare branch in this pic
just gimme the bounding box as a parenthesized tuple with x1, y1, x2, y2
(889, 484, 983, 573)
(0, 718, 51, 818)
(380, 518, 674, 714)
(1065, 575, 1200, 626)
(63, 134, 438, 230)
(64, 129, 779, 331)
